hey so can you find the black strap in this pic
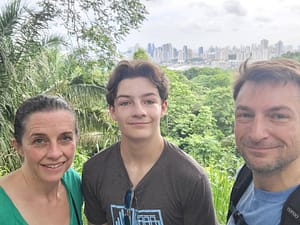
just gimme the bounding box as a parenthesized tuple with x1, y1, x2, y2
(226, 164, 252, 222)
(227, 165, 300, 225)
(280, 184, 300, 225)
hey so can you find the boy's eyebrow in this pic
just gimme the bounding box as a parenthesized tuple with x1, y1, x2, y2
(115, 95, 130, 99)
(116, 92, 158, 99)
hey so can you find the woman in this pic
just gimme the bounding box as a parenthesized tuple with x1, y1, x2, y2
(0, 95, 83, 225)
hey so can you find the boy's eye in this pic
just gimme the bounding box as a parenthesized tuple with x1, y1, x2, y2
(119, 101, 130, 106)
(144, 100, 154, 104)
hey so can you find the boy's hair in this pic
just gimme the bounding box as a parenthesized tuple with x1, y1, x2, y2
(233, 58, 300, 100)
(106, 60, 169, 106)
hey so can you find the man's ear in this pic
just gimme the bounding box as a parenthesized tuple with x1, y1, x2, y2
(12, 139, 24, 157)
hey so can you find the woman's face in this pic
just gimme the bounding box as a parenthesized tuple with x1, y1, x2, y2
(14, 110, 77, 184)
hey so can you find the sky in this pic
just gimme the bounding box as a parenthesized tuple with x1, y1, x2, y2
(117, 0, 300, 51)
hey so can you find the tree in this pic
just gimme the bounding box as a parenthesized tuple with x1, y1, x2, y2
(0, 0, 62, 171)
(40, 0, 148, 68)
(279, 52, 300, 62)
(133, 48, 149, 60)
(23, 47, 120, 153)
(0, 0, 148, 172)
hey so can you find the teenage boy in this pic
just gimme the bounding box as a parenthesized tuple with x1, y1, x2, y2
(82, 60, 218, 225)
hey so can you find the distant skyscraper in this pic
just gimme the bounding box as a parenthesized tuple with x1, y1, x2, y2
(261, 39, 269, 49)
(147, 43, 155, 57)
(275, 40, 284, 56)
(162, 43, 173, 63)
(183, 45, 188, 62)
(198, 47, 204, 57)
(260, 39, 269, 60)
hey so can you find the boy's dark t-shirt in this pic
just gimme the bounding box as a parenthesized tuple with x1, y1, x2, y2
(82, 139, 217, 225)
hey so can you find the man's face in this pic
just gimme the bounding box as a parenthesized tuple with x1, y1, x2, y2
(234, 80, 300, 174)
(109, 77, 167, 142)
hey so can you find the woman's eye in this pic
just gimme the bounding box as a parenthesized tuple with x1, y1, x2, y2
(32, 138, 46, 145)
(60, 133, 74, 143)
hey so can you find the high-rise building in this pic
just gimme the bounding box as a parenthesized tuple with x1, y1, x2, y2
(260, 39, 269, 60)
(275, 40, 284, 56)
(147, 43, 155, 57)
(198, 46, 204, 57)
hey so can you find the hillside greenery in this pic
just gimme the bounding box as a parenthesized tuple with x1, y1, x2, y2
(2, 1, 300, 224)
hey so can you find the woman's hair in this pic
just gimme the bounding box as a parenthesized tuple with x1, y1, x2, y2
(233, 58, 300, 100)
(106, 60, 169, 106)
(14, 94, 78, 144)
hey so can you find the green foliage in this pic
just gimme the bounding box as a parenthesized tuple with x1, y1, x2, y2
(0, 0, 58, 171)
(72, 149, 89, 175)
(203, 87, 234, 137)
(133, 48, 150, 60)
(161, 67, 238, 170)
(279, 52, 300, 62)
(0, 2, 244, 223)
(206, 166, 235, 225)
(183, 67, 225, 80)
(39, 0, 148, 68)
(184, 134, 221, 165)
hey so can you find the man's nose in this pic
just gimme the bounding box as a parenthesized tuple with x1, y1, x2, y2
(248, 116, 269, 142)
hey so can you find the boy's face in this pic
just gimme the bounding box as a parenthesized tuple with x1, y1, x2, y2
(109, 77, 167, 142)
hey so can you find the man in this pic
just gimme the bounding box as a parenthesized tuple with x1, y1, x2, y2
(227, 58, 300, 225)
(82, 60, 218, 225)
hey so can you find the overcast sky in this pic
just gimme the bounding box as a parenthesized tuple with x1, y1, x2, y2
(117, 0, 300, 51)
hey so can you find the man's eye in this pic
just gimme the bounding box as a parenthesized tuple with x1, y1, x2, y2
(271, 113, 289, 120)
(236, 112, 253, 119)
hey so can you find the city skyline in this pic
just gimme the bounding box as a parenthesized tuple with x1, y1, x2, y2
(122, 38, 298, 54)
(117, 0, 300, 52)
(124, 38, 297, 70)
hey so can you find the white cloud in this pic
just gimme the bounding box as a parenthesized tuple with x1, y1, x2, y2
(118, 0, 300, 51)
(223, 0, 248, 16)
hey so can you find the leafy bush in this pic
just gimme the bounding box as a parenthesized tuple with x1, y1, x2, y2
(206, 166, 236, 225)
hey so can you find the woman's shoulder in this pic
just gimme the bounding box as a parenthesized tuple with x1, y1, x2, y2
(0, 170, 20, 189)
(62, 168, 81, 184)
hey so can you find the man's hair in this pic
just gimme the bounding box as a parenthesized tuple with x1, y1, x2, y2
(233, 58, 300, 100)
(106, 60, 169, 106)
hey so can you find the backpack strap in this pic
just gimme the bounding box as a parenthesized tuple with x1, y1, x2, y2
(227, 164, 300, 225)
(280, 184, 300, 225)
(226, 164, 252, 222)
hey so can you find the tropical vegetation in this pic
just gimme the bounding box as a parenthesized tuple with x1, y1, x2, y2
(1, 0, 300, 224)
